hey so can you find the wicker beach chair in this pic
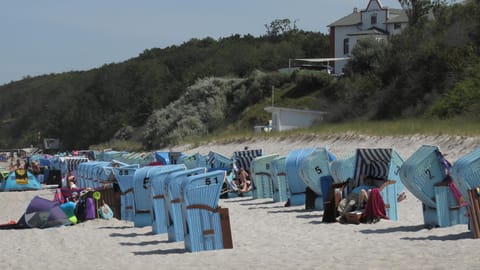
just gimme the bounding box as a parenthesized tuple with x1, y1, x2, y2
(251, 154, 280, 199)
(299, 147, 336, 209)
(330, 151, 356, 184)
(207, 151, 233, 170)
(399, 145, 468, 227)
(112, 166, 139, 222)
(230, 148, 262, 197)
(164, 167, 206, 242)
(451, 147, 480, 202)
(149, 165, 186, 234)
(181, 170, 226, 252)
(332, 148, 404, 221)
(451, 147, 480, 234)
(270, 156, 289, 202)
(179, 152, 208, 169)
(92, 161, 113, 188)
(130, 166, 154, 227)
(285, 148, 316, 206)
(232, 149, 263, 173)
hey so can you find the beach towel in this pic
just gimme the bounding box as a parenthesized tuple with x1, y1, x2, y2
(437, 150, 468, 208)
(53, 188, 66, 204)
(444, 175, 468, 207)
(362, 188, 388, 222)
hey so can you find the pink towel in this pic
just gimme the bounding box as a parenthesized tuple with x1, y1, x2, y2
(363, 188, 389, 221)
(53, 188, 65, 204)
(449, 180, 467, 207)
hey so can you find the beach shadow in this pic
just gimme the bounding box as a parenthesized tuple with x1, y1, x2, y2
(120, 239, 169, 246)
(267, 208, 316, 214)
(401, 231, 473, 241)
(248, 205, 285, 210)
(241, 200, 275, 206)
(110, 231, 154, 238)
(309, 220, 331, 224)
(223, 197, 255, 203)
(98, 225, 133, 230)
(133, 248, 187, 256)
(360, 225, 426, 234)
(296, 213, 323, 219)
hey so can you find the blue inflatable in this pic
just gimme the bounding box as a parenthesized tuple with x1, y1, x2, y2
(1, 169, 41, 191)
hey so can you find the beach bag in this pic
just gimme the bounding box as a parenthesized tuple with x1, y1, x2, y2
(75, 197, 87, 222)
(84, 197, 96, 220)
(98, 203, 114, 220)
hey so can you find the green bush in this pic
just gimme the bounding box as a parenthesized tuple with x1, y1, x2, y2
(429, 67, 480, 119)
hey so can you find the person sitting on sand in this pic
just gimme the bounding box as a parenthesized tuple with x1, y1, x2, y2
(67, 175, 78, 189)
(30, 161, 41, 176)
(10, 159, 24, 171)
(237, 168, 251, 193)
(232, 163, 251, 193)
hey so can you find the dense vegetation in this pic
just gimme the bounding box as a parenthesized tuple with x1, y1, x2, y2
(0, 27, 328, 149)
(0, 1, 479, 151)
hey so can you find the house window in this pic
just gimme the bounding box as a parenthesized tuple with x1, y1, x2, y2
(394, 23, 401, 30)
(371, 14, 377, 25)
(343, 38, 349, 54)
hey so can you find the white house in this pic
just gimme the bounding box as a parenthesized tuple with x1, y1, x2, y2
(264, 106, 327, 132)
(328, 0, 408, 74)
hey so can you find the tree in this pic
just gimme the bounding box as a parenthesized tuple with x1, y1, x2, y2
(346, 37, 389, 74)
(264, 19, 298, 37)
(399, 0, 432, 26)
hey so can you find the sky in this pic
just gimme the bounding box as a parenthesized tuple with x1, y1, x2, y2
(0, 0, 404, 86)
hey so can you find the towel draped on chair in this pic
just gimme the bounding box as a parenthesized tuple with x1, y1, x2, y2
(363, 188, 389, 222)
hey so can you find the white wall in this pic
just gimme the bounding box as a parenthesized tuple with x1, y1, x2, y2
(267, 107, 326, 131)
(386, 22, 407, 35)
(362, 0, 388, 31)
(333, 25, 359, 73)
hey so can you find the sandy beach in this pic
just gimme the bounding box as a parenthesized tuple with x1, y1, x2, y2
(1, 134, 480, 270)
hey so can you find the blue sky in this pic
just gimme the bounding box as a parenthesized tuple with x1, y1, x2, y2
(0, 0, 403, 85)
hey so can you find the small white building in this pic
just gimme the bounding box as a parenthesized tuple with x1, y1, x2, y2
(328, 0, 408, 74)
(264, 106, 327, 132)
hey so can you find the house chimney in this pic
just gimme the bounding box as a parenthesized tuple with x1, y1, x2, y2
(353, 7, 358, 13)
